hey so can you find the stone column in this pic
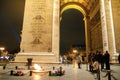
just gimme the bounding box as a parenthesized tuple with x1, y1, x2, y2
(106, 0, 117, 62)
(100, 0, 117, 62)
(52, 0, 60, 62)
(100, 0, 109, 52)
(84, 16, 90, 62)
(15, 0, 60, 63)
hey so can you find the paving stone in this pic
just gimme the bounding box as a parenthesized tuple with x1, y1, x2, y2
(0, 63, 119, 80)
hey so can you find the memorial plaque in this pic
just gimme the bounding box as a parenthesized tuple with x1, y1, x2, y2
(15, 0, 59, 63)
(21, 0, 53, 52)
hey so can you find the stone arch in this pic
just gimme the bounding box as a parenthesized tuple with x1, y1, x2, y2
(60, 2, 89, 17)
(60, 2, 90, 54)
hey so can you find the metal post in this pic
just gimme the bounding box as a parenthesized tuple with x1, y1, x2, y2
(97, 69, 100, 80)
(108, 72, 111, 80)
(15, 66, 18, 70)
(86, 62, 88, 71)
(29, 70, 32, 76)
(49, 71, 51, 76)
(3, 65, 6, 70)
(10, 70, 13, 75)
(59, 66, 62, 76)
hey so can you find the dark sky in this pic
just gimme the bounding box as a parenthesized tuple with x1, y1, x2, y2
(0, 0, 85, 54)
(0, 0, 25, 52)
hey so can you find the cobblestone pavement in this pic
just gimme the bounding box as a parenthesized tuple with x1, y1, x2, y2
(0, 63, 120, 80)
(101, 64, 120, 80)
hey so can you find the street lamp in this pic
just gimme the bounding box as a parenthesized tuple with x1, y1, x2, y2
(73, 49, 78, 54)
(0, 47, 5, 56)
(72, 49, 78, 58)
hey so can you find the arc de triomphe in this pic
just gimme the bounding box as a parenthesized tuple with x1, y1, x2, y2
(15, 0, 120, 63)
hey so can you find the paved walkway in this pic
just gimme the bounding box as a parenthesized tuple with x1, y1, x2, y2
(0, 63, 120, 80)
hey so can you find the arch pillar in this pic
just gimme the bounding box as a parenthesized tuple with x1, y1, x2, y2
(100, 0, 109, 52)
(52, 0, 60, 62)
(84, 16, 90, 57)
(15, 0, 60, 63)
(100, 0, 117, 62)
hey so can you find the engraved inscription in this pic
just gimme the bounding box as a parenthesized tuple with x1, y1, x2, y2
(21, 0, 53, 52)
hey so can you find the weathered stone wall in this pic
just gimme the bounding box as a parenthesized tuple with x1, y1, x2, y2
(111, 0, 120, 53)
(90, 22, 103, 51)
(89, 1, 103, 52)
(15, 0, 60, 63)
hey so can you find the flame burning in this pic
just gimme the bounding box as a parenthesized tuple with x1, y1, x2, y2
(33, 64, 42, 72)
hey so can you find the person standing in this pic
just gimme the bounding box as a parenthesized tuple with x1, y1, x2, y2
(104, 51, 110, 70)
(92, 60, 100, 79)
(118, 53, 120, 64)
(76, 54, 82, 69)
(98, 51, 105, 71)
(88, 52, 93, 72)
(101, 52, 105, 71)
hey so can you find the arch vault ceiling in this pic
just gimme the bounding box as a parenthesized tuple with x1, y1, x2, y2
(60, 0, 98, 15)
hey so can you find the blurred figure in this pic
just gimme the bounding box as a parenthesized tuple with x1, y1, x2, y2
(88, 51, 94, 72)
(59, 56, 63, 63)
(76, 54, 82, 69)
(92, 59, 100, 79)
(92, 60, 99, 73)
(118, 53, 120, 64)
(104, 51, 110, 70)
(101, 52, 105, 71)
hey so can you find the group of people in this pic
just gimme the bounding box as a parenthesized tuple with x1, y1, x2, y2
(88, 50, 110, 72)
(50, 66, 65, 76)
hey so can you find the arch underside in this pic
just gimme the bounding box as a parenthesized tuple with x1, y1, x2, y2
(60, 2, 89, 17)
(60, 2, 90, 53)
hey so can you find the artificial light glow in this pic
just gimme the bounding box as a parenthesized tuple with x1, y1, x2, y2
(33, 74, 41, 80)
(61, 4, 86, 17)
(0, 47, 5, 51)
(73, 49, 78, 53)
(34, 64, 42, 71)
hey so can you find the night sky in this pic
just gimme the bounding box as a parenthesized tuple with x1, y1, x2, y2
(0, 0, 25, 52)
(0, 0, 85, 54)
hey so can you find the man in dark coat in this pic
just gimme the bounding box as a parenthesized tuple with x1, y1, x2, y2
(104, 51, 110, 70)
(88, 52, 94, 72)
(118, 53, 120, 64)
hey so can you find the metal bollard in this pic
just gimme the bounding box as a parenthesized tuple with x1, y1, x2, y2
(10, 70, 14, 75)
(86, 63, 88, 71)
(15, 66, 18, 70)
(29, 70, 32, 76)
(49, 71, 51, 76)
(3, 65, 6, 70)
(59, 66, 62, 76)
(97, 70, 101, 80)
(108, 72, 111, 80)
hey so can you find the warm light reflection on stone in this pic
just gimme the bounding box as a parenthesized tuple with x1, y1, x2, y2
(33, 74, 42, 80)
(61, 4, 86, 16)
